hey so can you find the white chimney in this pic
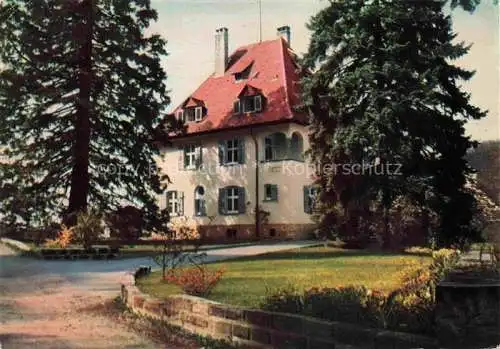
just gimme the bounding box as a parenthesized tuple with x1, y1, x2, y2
(277, 26, 291, 46)
(214, 27, 229, 76)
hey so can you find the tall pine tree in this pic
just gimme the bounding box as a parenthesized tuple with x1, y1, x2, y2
(302, 0, 486, 247)
(0, 0, 173, 228)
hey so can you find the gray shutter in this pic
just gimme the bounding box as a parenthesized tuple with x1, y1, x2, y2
(177, 110, 184, 123)
(178, 146, 185, 170)
(233, 100, 241, 114)
(201, 198, 207, 216)
(304, 186, 311, 214)
(218, 141, 226, 165)
(255, 95, 262, 112)
(238, 187, 246, 214)
(218, 188, 226, 215)
(178, 191, 184, 216)
(272, 185, 278, 201)
(195, 106, 203, 121)
(238, 138, 245, 164)
(196, 145, 202, 169)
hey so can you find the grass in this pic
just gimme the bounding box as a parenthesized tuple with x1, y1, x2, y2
(137, 246, 432, 308)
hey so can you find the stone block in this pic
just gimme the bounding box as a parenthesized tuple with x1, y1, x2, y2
(213, 320, 232, 337)
(192, 301, 209, 315)
(209, 304, 227, 318)
(232, 324, 251, 340)
(306, 338, 336, 349)
(302, 318, 335, 340)
(245, 309, 273, 327)
(332, 322, 376, 346)
(251, 327, 271, 344)
(271, 332, 307, 349)
(272, 314, 304, 333)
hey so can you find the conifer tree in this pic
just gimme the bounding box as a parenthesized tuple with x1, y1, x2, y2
(0, 0, 174, 228)
(302, 0, 486, 247)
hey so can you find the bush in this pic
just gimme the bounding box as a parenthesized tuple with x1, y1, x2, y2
(44, 224, 74, 248)
(165, 266, 225, 297)
(106, 205, 143, 243)
(261, 248, 460, 335)
(73, 210, 104, 248)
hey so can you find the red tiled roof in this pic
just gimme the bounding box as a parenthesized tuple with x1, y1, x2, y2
(171, 37, 307, 137)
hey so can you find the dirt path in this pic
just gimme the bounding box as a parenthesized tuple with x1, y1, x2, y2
(0, 244, 165, 349)
(0, 240, 318, 349)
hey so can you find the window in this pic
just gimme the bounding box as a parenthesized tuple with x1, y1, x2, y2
(167, 190, 184, 216)
(303, 186, 318, 214)
(226, 187, 239, 214)
(182, 106, 204, 123)
(242, 95, 262, 113)
(218, 186, 246, 215)
(264, 184, 278, 202)
(219, 138, 244, 165)
(234, 62, 253, 81)
(264, 132, 288, 161)
(176, 110, 184, 122)
(183, 144, 202, 169)
(290, 132, 304, 161)
(194, 186, 206, 216)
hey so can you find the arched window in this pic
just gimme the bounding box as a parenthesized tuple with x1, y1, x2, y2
(264, 132, 287, 161)
(194, 186, 206, 216)
(290, 132, 304, 161)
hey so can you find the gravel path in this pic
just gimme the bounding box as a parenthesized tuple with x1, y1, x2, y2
(0, 241, 317, 349)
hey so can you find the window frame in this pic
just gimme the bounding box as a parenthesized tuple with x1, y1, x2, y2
(226, 187, 239, 214)
(226, 139, 240, 164)
(264, 184, 278, 202)
(167, 190, 183, 216)
(194, 186, 206, 217)
(184, 144, 199, 169)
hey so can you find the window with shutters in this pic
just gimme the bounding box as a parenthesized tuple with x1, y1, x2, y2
(179, 106, 204, 123)
(234, 95, 263, 114)
(264, 132, 288, 161)
(194, 186, 206, 216)
(303, 186, 319, 214)
(219, 138, 244, 165)
(264, 184, 278, 202)
(167, 190, 184, 216)
(183, 144, 202, 169)
(219, 186, 246, 215)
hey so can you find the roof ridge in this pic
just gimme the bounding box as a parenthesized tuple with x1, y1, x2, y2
(278, 37, 293, 118)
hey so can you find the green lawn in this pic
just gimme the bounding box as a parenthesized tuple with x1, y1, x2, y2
(136, 246, 431, 308)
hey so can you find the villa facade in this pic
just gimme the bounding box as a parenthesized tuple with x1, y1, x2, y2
(157, 27, 318, 241)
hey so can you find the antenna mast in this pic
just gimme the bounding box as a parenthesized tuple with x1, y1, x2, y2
(259, 0, 262, 42)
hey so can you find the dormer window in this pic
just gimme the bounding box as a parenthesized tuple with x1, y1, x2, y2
(233, 95, 262, 114)
(234, 62, 253, 82)
(178, 106, 204, 123)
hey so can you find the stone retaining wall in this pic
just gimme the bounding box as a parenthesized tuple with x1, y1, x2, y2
(121, 267, 438, 349)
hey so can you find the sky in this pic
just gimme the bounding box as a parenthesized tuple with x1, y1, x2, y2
(149, 0, 499, 141)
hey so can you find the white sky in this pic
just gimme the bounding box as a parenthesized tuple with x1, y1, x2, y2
(150, 0, 499, 141)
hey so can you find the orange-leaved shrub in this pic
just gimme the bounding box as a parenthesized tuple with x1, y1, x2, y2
(165, 266, 225, 297)
(44, 225, 74, 248)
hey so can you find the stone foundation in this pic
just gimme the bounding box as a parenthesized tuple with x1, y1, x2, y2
(198, 224, 316, 242)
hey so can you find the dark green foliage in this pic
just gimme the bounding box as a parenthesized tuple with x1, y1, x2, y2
(0, 0, 175, 229)
(465, 140, 500, 205)
(106, 205, 144, 243)
(302, 0, 486, 248)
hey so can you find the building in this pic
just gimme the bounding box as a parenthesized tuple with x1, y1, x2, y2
(157, 26, 318, 241)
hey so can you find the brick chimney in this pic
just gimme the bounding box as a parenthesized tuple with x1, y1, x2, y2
(277, 26, 291, 46)
(214, 27, 229, 76)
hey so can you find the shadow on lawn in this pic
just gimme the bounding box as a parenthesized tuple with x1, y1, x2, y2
(205, 248, 410, 263)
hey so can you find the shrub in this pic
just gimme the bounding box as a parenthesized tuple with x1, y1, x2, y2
(73, 210, 104, 248)
(261, 248, 460, 335)
(165, 266, 225, 297)
(44, 224, 74, 248)
(106, 205, 143, 243)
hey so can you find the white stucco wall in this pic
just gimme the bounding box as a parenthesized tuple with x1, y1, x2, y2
(156, 122, 316, 226)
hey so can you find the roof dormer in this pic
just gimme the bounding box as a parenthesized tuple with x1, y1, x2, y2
(233, 84, 265, 115)
(176, 97, 206, 123)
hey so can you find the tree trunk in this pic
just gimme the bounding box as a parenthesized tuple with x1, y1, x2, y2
(67, 0, 93, 224)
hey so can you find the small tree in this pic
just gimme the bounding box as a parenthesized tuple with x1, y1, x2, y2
(106, 205, 144, 244)
(151, 216, 205, 280)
